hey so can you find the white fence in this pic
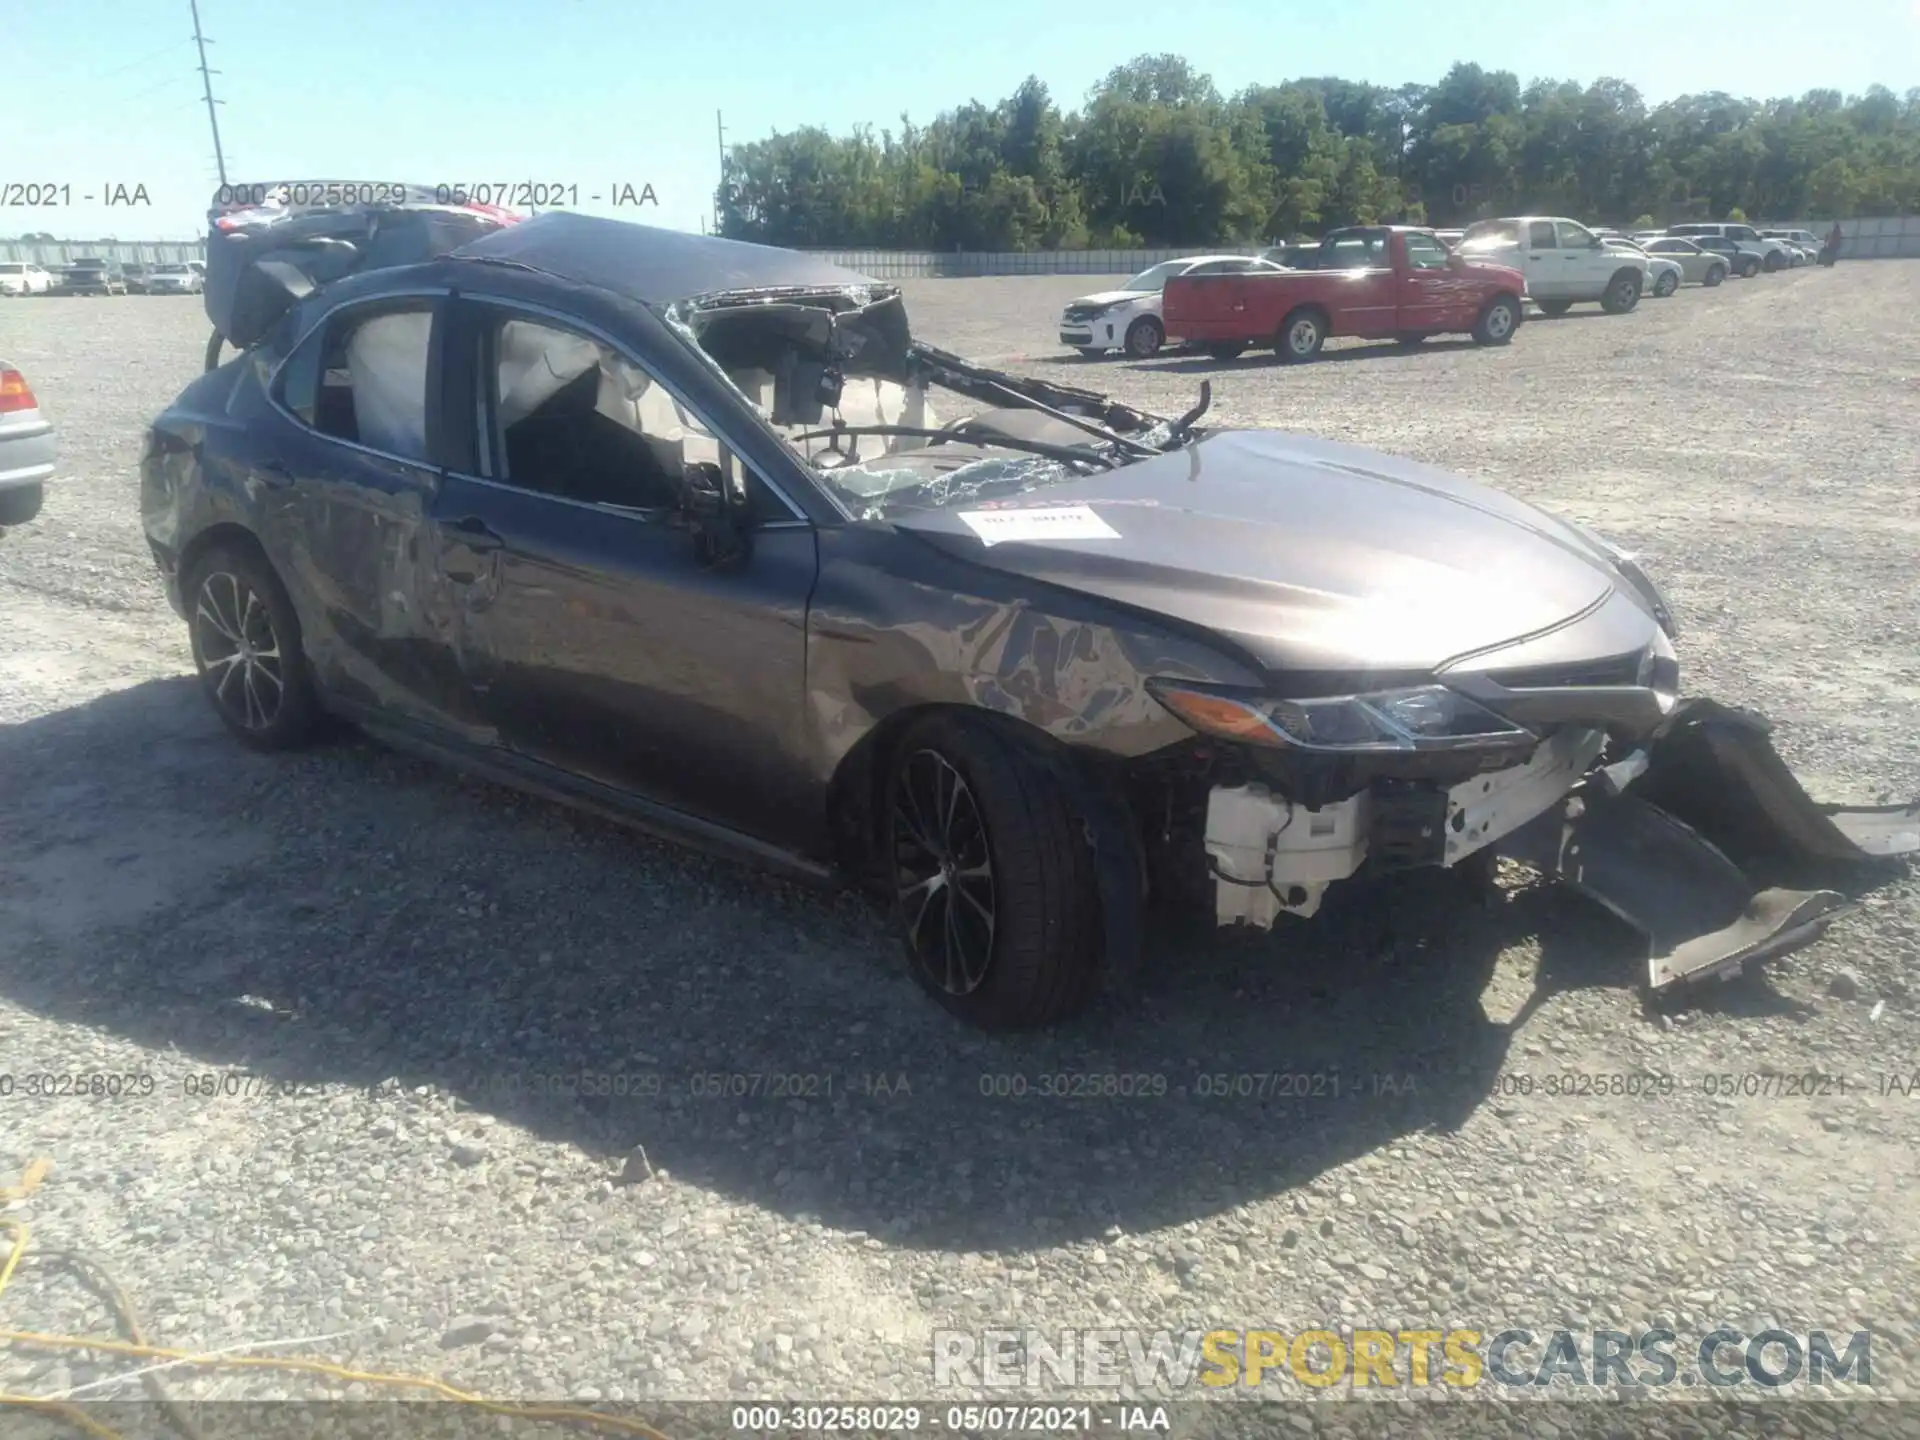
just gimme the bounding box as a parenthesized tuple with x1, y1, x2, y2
(6, 216, 1916, 275)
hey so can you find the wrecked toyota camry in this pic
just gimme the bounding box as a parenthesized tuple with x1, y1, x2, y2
(143, 191, 1919, 1030)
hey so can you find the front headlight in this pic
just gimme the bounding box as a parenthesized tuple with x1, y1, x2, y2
(1147, 679, 1535, 754)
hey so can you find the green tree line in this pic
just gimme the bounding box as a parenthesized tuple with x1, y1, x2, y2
(715, 56, 1920, 249)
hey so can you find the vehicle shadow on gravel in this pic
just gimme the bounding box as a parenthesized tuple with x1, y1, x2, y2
(0, 678, 1797, 1253)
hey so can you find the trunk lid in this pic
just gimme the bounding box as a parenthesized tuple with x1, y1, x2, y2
(204, 182, 520, 350)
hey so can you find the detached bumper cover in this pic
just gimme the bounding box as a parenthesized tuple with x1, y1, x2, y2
(1499, 698, 1919, 988)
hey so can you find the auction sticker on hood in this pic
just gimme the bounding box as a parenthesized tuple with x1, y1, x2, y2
(956, 505, 1121, 547)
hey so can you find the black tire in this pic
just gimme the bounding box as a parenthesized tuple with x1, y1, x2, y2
(1763, 250, 1785, 272)
(1600, 269, 1642, 314)
(182, 540, 325, 752)
(1472, 294, 1521, 346)
(1123, 316, 1164, 358)
(884, 714, 1104, 1030)
(1204, 342, 1248, 361)
(1536, 300, 1573, 317)
(1704, 264, 1726, 287)
(1653, 270, 1679, 298)
(1075, 347, 1106, 359)
(0, 482, 44, 527)
(1275, 308, 1327, 362)
(1739, 257, 1760, 278)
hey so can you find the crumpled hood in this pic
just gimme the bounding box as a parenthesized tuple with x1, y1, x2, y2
(890, 428, 1627, 675)
(1064, 289, 1147, 310)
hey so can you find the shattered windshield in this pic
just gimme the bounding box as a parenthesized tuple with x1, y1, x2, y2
(665, 283, 1179, 521)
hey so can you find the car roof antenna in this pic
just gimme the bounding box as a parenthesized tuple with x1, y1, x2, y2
(1169, 380, 1212, 441)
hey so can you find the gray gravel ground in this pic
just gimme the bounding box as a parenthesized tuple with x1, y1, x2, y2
(2, 270, 1919, 1437)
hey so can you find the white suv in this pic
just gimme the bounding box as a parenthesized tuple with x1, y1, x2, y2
(1666, 223, 1791, 274)
(1456, 217, 1650, 315)
(0, 262, 53, 297)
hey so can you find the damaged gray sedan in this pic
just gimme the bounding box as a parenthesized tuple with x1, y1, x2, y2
(145, 195, 1918, 1029)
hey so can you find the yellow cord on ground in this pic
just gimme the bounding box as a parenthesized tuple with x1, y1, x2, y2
(1, 1160, 672, 1439)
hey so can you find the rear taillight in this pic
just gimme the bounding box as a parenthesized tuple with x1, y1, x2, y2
(0, 368, 37, 414)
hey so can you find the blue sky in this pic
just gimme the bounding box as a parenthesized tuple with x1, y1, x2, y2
(8, 0, 1917, 241)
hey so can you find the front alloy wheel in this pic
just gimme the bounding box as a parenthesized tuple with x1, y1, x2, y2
(892, 749, 996, 997)
(1124, 316, 1164, 358)
(883, 715, 1104, 1029)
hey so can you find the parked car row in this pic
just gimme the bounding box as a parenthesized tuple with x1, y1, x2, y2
(1058, 213, 1827, 363)
(0, 259, 205, 296)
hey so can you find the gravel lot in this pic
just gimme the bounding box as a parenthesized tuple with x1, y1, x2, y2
(3, 269, 1919, 1436)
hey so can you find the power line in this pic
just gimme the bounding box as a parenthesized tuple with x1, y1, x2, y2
(74, 37, 195, 87)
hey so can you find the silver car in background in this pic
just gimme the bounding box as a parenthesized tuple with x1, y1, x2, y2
(146, 262, 207, 294)
(0, 361, 56, 527)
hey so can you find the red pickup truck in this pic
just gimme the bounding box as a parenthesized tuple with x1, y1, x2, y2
(1162, 225, 1527, 362)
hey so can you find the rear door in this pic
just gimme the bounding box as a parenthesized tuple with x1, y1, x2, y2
(259, 290, 481, 732)
(1318, 228, 1397, 335)
(1395, 231, 1476, 330)
(1555, 220, 1611, 298)
(427, 296, 822, 845)
(1520, 220, 1562, 298)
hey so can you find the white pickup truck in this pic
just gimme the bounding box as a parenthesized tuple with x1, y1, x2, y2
(1456, 216, 1650, 316)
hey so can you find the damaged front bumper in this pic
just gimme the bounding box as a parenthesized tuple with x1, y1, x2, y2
(1205, 698, 1918, 991)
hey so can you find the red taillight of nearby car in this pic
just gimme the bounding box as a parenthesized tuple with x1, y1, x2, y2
(0, 367, 39, 414)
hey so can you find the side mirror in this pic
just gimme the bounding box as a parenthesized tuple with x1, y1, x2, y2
(678, 461, 750, 568)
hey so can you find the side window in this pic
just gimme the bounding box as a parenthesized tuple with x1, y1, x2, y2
(483, 316, 689, 512)
(1527, 221, 1558, 249)
(1557, 221, 1597, 248)
(1184, 260, 1235, 276)
(1403, 234, 1450, 270)
(482, 313, 791, 525)
(1322, 231, 1386, 268)
(275, 302, 435, 463)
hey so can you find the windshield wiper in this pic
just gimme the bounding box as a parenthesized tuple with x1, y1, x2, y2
(788, 423, 1118, 469)
(966, 378, 1160, 458)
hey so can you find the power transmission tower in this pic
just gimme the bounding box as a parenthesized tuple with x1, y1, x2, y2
(190, 0, 228, 187)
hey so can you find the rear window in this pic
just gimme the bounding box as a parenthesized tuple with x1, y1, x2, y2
(1460, 220, 1518, 250)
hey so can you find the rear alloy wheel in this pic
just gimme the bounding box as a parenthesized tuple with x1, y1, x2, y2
(184, 543, 324, 751)
(1472, 296, 1521, 346)
(886, 715, 1102, 1030)
(1536, 300, 1573, 317)
(1704, 264, 1727, 287)
(1600, 270, 1642, 314)
(1653, 270, 1679, 298)
(1123, 316, 1164, 358)
(1276, 309, 1327, 362)
(0, 483, 44, 527)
